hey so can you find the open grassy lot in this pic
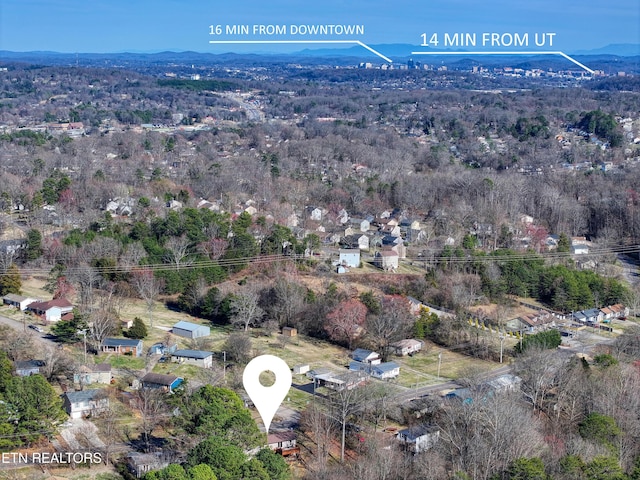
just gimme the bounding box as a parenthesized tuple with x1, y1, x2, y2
(16, 274, 509, 394)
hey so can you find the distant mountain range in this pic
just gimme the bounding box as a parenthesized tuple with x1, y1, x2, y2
(1, 43, 638, 59)
(0, 43, 638, 73)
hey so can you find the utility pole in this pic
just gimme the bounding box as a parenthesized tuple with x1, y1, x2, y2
(437, 351, 442, 380)
(499, 334, 505, 364)
(222, 351, 226, 379)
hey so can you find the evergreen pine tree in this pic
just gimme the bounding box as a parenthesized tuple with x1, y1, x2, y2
(0, 264, 22, 295)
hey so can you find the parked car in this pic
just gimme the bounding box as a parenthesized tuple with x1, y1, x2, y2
(28, 325, 44, 333)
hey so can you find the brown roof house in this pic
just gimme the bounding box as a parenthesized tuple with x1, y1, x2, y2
(140, 373, 183, 393)
(28, 298, 73, 322)
(267, 431, 299, 457)
(375, 250, 399, 271)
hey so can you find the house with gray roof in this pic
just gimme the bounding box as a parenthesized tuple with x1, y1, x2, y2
(371, 361, 400, 380)
(3, 294, 37, 311)
(171, 349, 213, 368)
(63, 389, 109, 419)
(14, 359, 45, 377)
(102, 338, 143, 357)
(396, 425, 439, 453)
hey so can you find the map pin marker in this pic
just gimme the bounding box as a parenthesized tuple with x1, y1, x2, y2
(243, 354, 292, 434)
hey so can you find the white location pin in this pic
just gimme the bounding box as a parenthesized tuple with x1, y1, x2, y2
(243, 354, 292, 433)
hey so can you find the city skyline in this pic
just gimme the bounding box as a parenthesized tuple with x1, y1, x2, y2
(1, 0, 639, 54)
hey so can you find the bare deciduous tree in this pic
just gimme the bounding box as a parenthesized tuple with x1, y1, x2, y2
(229, 288, 264, 331)
(135, 387, 169, 453)
(131, 269, 163, 327)
(164, 235, 192, 270)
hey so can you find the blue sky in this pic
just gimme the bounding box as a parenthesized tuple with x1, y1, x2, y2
(1, 0, 638, 54)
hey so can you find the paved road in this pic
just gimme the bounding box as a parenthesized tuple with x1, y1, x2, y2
(0, 311, 58, 345)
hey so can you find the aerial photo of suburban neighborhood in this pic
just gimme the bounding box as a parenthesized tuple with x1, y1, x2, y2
(0, 0, 640, 479)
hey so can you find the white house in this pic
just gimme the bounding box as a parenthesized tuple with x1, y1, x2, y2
(391, 339, 424, 356)
(396, 425, 439, 453)
(63, 389, 109, 419)
(339, 249, 360, 268)
(267, 431, 299, 456)
(27, 298, 73, 322)
(73, 363, 112, 385)
(2, 294, 37, 311)
(171, 349, 213, 368)
(350, 218, 370, 232)
(371, 362, 400, 380)
(351, 348, 381, 364)
(375, 250, 399, 271)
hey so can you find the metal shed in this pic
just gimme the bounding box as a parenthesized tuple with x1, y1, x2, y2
(171, 320, 211, 339)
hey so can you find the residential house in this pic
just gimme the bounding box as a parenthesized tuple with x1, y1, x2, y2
(312, 370, 368, 391)
(484, 374, 522, 392)
(391, 339, 424, 356)
(380, 224, 401, 237)
(105, 197, 134, 216)
(166, 200, 183, 211)
(308, 207, 324, 222)
(571, 244, 589, 255)
(406, 296, 424, 316)
(267, 431, 299, 457)
(349, 218, 370, 232)
(62, 389, 109, 419)
(371, 362, 400, 380)
(2, 294, 37, 311)
(396, 425, 440, 453)
(148, 343, 178, 356)
(306, 367, 333, 381)
(338, 249, 360, 268)
(14, 359, 45, 377)
(171, 349, 213, 368)
(375, 250, 399, 271)
(583, 308, 603, 323)
(400, 218, 421, 232)
(336, 209, 349, 224)
(571, 236, 591, 255)
(102, 338, 143, 357)
(381, 235, 406, 258)
(140, 373, 183, 393)
(507, 311, 557, 333)
(351, 348, 381, 364)
(172, 320, 210, 339)
(345, 234, 369, 250)
(73, 363, 112, 385)
(127, 452, 171, 478)
(28, 298, 73, 322)
(610, 304, 629, 318)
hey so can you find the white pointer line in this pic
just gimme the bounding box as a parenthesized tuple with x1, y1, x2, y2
(209, 39, 393, 63)
(410, 50, 594, 74)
